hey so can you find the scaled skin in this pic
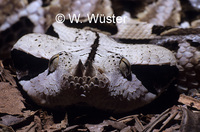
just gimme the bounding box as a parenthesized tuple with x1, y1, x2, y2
(12, 23, 176, 112)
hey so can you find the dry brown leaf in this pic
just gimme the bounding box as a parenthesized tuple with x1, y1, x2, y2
(0, 61, 16, 86)
(0, 123, 15, 132)
(63, 125, 79, 131)
(120, 126, 133, 132)
(45, 113, 68, 131)
(0, 115, 25, 126)
(0, 82, 25, 115)
(117, 114, 144, 131)
(35, 110, 69, 131)
(16, 122, 36, 132)
(178, 94, 200, 110)
(85, 120, 127, 132)
(143, 106, 180, 132)
(16, 115, 42, 132)
(0, 110, 37, 131)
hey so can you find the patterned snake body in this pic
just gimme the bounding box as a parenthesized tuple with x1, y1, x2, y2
(113, 18, 200, 93)
(12, 22, 177, 112)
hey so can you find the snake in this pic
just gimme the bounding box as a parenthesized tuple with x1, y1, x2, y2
(3, 0, 200, 112)
(11, 22, 178, 113)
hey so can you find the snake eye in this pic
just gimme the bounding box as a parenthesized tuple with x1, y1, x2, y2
(119, 57, 132, 81)
(48, 54, 59, 74)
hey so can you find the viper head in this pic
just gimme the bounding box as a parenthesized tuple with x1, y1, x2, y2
(47, 51, 133, 96)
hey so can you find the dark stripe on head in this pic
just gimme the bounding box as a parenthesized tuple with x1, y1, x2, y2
(85, 32, 100, 67)
(46, 25, 59, 38)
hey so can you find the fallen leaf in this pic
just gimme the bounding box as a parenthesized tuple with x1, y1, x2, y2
(16, 115, 42, 132)
(178, 94, 200, 110)
(0, 82, 25, 115)
(0, 123, 15, 132)
(85, 120, 127, 132)
(180, 108, 200, 132)
(0, 62, 16, 87)
(37, 110, 68, 131)
(0, 115, 25, 126)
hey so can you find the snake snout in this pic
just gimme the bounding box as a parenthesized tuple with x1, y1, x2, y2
(73, 59, 97, 78)
(61, 60, 110, 95)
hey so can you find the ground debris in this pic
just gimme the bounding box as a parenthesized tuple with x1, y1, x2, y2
(178, 94, 200, 110)
(0, 60, 16, 87)
(0, 82, 25, 115)
(142, 106, 181, 132)
(16, 115, 42, 132)
(85, 120, 127, 132)
(180, 107, 200, 132)
(0, 123, 15, 132)
(0, 60, 25, 115)
(29, 110, 69, 131)
(2, 105, 199, 132)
